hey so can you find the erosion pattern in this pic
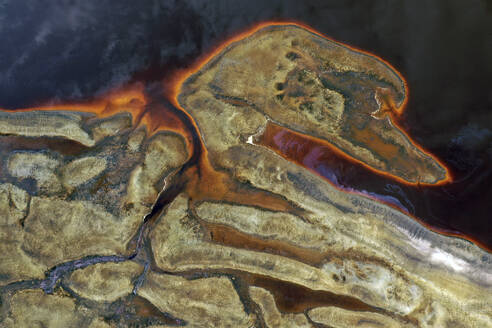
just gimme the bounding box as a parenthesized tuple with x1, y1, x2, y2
(0, 24, 490, 328)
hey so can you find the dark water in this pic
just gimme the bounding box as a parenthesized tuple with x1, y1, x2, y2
(0, 0, 491, 248)
(258, 123, 492, 249)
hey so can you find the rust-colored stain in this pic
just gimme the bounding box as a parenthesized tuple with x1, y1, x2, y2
(243, 272, 376, 314)
(166, 20, 452, 186)
(1, 84, 147, 124)
(200, 221, 325, 266)
(1, 21, 479, 251)
(349, 125, 401, 163)
(257, 121, 491, 252)
(0, 21, 451, 186)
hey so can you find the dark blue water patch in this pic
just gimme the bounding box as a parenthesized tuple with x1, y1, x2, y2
(132, 262, 150, 295)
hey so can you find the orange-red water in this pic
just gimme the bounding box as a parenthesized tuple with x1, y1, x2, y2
(1, 21, 489, 252)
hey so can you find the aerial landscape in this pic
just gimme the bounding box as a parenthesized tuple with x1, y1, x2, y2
(0, 1, 491, 327)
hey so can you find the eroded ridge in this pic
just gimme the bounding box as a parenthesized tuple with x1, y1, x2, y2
(0, 23, 490, 328)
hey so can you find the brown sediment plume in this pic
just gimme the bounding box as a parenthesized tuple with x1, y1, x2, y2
(236, 270, 377, 314)
(0, 135, 90, 156)
(246, 273, 376, 314)
(180, 268, 420, 327)
(199, 220, 326, 266)
(126, 295, 184, 325)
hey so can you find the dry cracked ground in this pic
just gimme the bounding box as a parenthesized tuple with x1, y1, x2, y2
(0, 25, 491, 328)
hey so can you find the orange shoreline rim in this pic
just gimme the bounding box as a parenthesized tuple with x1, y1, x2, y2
(166, 20, 453, 187)
(1, 20, 487, 251)
(167, 20, 488, 251)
